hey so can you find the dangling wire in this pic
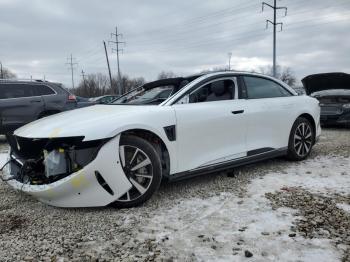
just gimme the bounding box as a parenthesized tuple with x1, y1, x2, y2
(0, 159, 14, 181)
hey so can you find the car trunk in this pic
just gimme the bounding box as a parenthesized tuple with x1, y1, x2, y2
(302, 72, 350, 95)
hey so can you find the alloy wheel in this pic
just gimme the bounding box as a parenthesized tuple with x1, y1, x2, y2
(118, 145, 153, 202)
(293, 122, 313, 157)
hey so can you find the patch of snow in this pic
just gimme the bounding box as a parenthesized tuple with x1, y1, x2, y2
(337, 203, 350, 213)
(250, 155, 350, 197)
(137, 156, 349, 261)
(0, 152, 8, 168)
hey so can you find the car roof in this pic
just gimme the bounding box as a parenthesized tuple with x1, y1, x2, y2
(0, 79, 71, 95)
(162, 71, 297, 105)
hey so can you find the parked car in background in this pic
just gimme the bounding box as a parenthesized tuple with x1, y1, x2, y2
(89, 95, 120, 104)
(0, 79, 77, 134)
(76, 96, 96, 108)
(302, 72, 350, 126)
(3, 72, 320, 208)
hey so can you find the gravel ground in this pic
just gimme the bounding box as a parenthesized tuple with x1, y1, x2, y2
(0, 128, 349, 262)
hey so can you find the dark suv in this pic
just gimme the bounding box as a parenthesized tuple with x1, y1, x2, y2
(0, 80, 77, 134)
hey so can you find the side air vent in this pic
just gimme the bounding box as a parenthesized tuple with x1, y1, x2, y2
(95, 171, 114, 195)
(164, 125, 176, 141)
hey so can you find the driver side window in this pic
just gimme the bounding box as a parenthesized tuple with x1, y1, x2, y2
(189, 79, 235, 103)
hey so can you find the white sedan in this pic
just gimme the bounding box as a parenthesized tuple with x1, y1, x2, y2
(2, 72, 321, 208)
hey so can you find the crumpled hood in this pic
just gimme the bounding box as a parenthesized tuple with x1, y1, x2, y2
(14, 105, 171, 141)
(302, 72, 350, 95)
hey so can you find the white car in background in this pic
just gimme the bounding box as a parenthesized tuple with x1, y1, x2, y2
(2, 72, 321, 208)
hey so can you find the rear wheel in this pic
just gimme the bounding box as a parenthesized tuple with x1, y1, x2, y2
(111, 135, 162, 208)
(287, 117, 315, 161)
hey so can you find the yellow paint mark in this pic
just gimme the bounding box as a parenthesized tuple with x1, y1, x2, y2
(48, 128, 61, 138)
(45, 188, 56, 198)
(70, 172, 89, 189)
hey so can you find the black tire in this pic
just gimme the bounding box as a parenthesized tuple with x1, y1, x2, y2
(286, 117, 315, 161)
(111, 135, 162, 208)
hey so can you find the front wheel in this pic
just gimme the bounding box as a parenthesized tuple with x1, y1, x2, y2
(287, 117, 315, 161)
(111, 135, 162, 208)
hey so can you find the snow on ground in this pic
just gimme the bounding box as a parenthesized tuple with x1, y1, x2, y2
(0, 152, 8, 169)
(137, 155, 349, 261)
(337, 203, 350, 214)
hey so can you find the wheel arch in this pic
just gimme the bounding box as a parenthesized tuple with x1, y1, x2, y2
(298, 113, 316, 132)
(120, 128, 172, 177)
(295, 113, 317, 143)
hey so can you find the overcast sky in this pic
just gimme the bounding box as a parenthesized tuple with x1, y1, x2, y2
(0, 0, 349, 87)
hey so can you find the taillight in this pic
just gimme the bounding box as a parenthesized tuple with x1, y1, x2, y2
(68, 94, 76, 101)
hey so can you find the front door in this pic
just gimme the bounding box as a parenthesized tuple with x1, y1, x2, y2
(172, 77, 247, 173)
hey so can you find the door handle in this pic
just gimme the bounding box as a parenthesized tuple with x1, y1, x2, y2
(30, 100, 41, 103)
(231, 110, 244, 114)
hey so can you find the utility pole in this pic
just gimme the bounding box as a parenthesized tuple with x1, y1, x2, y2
(81, 70, 87, 89)
(109, 26, 125, 95)
(228, 52, 232, 71)
(103, 41, 113, 93)
(65, 54, 78, 88)
(0, 61, 3, 79)
(262, 0, 287, 77)
(81, 69, 86, 82)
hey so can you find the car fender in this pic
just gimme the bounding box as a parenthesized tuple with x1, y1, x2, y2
(107, 123, 178, 174)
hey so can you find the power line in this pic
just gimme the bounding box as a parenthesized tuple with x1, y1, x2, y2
(109, 26, 125, 95)
(126, 1, 259, 39)
(262, 0, 287, 77)
(103, 40, 113, 93)
(126, 0, 350, 50)
(65, 54, 78, 88)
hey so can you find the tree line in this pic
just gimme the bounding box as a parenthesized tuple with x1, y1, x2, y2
(1, 66, 299, 98)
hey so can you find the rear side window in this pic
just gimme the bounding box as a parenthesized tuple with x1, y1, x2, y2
(244, 76, 291, 99)
(33, 85, 55, 96)
(0, 84, 35, 99)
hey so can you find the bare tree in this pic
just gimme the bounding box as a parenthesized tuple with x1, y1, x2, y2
(258, 65, 297, 87)
(280, 67, 297, 87)
(0, 67, 17, 79)
(200, 66, 232, 74)
(73, 73, 145, 97)
(157, 71, 177, 80)
(111, 75, 145, 94)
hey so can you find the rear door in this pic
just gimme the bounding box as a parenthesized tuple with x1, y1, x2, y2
(241, 76, 296, 151)
(0, 83, 44, 132)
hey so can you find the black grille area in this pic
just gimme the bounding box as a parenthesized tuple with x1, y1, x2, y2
(95, 171, 114, 195)
(321, 106, 342, 115)
(6, 134, 85, 159)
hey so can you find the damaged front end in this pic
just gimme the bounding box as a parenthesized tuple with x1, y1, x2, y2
(6, 135, 104, 185)
(2, 134, 132, 207)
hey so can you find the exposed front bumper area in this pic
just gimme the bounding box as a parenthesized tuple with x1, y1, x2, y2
(320, 106, 350, 126)
(2, 136, 132, 207)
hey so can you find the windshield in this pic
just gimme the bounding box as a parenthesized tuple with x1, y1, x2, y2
(112, 86, 173, 104)
(138, 87, 172, 99)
